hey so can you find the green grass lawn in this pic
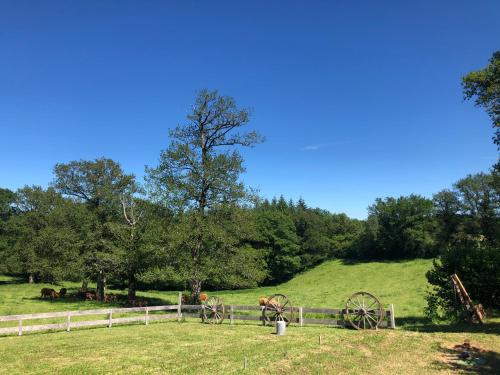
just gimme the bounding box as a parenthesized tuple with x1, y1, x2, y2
(1, 259, 499, 374)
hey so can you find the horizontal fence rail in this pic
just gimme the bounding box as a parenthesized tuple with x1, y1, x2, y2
(0, 293, 395, 336)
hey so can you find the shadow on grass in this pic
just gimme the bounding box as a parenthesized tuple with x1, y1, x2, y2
(398, 316, 500, 335)
(434, 342, 500, 374)
(0, 277, 25, 285)
(26, 288, 176, 308)
(339, 258, 433, 266)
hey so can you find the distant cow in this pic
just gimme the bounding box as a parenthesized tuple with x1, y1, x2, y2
(104, 293, 117, 303)
(41, 288, 56, 299)
(84, 291, 96, 301)
(41, 288, 67, 299)
(199, 293, 208, 302)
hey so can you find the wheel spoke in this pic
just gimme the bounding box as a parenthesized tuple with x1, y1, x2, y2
(348, 300, 359, 310)
(266, 305, 277, 312)
(356, 297, 363, 308)
(366, 315, 374, 328)
(366, 313, 378, 326)
(366, 299, 378, 310)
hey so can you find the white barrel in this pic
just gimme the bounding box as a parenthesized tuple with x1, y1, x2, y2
(276, 320, 286, 336)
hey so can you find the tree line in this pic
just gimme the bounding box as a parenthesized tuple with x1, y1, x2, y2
(0, 158, 497, 303)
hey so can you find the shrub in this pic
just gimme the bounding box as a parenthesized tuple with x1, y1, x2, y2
(425, 236, 500, 321)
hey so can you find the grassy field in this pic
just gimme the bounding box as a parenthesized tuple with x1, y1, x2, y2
(0, 259, 432, 320)
(1, 259, 499, 374)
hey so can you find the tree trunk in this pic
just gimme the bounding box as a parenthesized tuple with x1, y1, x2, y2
(28, 273, 34, 284)
(190, 278, 202, 302)
(128, 275, 136, 301)
(96, 271, 106, 302)
(81, 279, 88, 292)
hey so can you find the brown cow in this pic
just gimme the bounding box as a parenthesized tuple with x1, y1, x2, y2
(41, 288, 56, 299)
(58, 288, 67, 297)
(84, 291, 96, 301)
(104, 294, 117, 303)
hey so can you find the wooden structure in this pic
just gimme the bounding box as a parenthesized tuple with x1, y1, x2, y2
(451, 273, 485, 323)
(260, 291, 387, 330)
(262, 294, 294, 327)
(0, 292, 396, 337)
(345, 291, 385, 330)
(201, 296, 225, 324)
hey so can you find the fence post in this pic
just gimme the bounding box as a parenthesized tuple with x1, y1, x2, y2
(230, 305, 234, 325)
(108, 309, 113, 328)
(145, 307, 149, 325)
(177, 292, 182, 322)
(299, 307, 303, 327)
(66, 312, 71, 332)
(389, 304, 396, 329)
(18, 319, 22, 336)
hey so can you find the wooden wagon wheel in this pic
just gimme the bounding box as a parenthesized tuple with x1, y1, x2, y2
(262, 294, 294, 327)
(345, 291, 384, 330)
(202, 296, 225, 324)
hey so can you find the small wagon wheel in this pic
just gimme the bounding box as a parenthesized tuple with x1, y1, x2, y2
(263, 294, 294, 327)
(202, 296, 225, 324)
(345, 291, 384, 330)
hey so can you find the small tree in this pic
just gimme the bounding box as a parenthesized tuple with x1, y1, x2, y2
(426, 236, 500, 321)
(146, 89, 263, 298)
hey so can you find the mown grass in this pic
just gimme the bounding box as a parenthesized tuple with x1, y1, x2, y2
(0, 321, 499, 374)
(1, 259, 499, 374)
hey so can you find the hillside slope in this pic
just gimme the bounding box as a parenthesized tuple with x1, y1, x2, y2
(206, 259, 433, 319)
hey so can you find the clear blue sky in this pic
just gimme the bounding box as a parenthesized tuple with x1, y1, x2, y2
(1, 1, 499, 219)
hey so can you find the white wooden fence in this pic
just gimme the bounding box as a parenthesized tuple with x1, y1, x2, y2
(0, 293, 395, 336)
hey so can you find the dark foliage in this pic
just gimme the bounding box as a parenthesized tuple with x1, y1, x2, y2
(426, 236, 500, 321)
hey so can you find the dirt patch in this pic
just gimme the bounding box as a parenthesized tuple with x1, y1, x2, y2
(439, 340, 500, 374)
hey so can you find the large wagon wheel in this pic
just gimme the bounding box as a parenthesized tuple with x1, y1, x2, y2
(202, 296, 225, 324)
(345, 291, 384, 330)
(262, 294, 294, 327)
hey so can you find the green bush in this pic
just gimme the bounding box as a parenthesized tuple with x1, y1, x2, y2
(425, 236, 500, 321)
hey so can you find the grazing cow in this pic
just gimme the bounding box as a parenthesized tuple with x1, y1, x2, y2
(84, 291, 96, 301)
(104, 294, 117, 303)
(41, 288, 56, 299)
(199, 293, 208, 302)
(58, 288, 67, 297)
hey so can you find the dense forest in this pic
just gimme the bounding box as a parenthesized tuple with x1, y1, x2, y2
(1, 52, 499, 316)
